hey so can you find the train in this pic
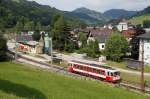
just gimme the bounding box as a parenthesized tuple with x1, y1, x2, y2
(68, 60, 121, 82)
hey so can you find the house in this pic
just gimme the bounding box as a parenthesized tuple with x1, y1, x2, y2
(144, 28, 150, 32)
(85, 27, 112, 50)
(17, 41, 39, 54)
(16, 34, 44, 54)
(103, 24, 113, 29)
(117, 22, 128, 32)
(138, 32, 150, 65)
(122, 29, 136, 42)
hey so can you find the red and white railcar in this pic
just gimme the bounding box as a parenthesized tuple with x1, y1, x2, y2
(68, 60, 120, 82)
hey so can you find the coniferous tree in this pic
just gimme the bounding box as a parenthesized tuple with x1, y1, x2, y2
(51, 15, 78, 52)
(0, 33, 7, 61)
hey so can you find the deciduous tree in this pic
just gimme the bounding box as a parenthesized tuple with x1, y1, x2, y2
(104, 32, 128, 62)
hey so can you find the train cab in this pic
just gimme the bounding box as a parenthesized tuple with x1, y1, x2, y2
(68, 60, 121, 82)
(106, 70, 120, 82)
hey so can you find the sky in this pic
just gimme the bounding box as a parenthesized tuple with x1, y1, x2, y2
(28, 0, 150, 12)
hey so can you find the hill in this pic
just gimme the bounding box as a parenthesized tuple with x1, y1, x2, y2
(136, 6, 150, 16)
(66, 7, 110, 25)
(128, 6, 150, 25)
(128, 14, 150, 25)
(0, 62, 149, 99)
(0, 0, 83, 29)
(103, 9, 137, 19)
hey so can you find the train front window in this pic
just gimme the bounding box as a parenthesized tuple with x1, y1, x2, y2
(108, 72, 114, 76)
(114, 72, 120, 77)
(111, 73, 113, 76)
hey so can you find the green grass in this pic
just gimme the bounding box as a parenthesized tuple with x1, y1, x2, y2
(121, 72, 150, 87)
(106, 61, 150, 73)
(0, 62, 149, 99)
(128, 14, 150, 25)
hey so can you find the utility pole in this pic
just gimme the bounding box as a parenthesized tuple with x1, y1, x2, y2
(141, 40, 145, 92)
(15, 33, 18, 62)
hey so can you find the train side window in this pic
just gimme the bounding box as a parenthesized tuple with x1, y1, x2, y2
(86, 67, 88, 71)
(74, 64, 78, 68)
(83, 66, 85, 70)
(84, 66, 87, 70)
(97, 70, 100, 74)
(87, 67, 91, 72)
(101, 71, 105, 75)
(93, 69, 97, 73)
(73, 64, 76, 68)
(81, 66, 84, 70)
(107, 72, 110, 76)
(77, 65, 79, 69)
(68, 63, 71, 66)
(77, 65, 80, 69)
(79, 66, 82, 70)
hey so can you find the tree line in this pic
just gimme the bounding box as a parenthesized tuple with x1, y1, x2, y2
(143, 20, 150, 28)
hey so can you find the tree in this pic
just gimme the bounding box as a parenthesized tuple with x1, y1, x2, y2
(86, 40, 100, 58)
(0, 33, 7, 61)
(143, 20, 150, 28)
(64, 40, 78, 53)
(24, 21, 35, 30)
(52, 15, 74, 51)
(78, 32, 87, 48)
(52, 15, 65, 50)
(78, 39, 100, 58)
(79, 22, 87, 29)
(104, 32, 128, 62)
(14, 17, 29, 33)
(32, 22, 41, 41)
(51, 14, 61, 28)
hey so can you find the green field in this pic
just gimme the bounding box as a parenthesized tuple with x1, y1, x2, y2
(128, 14, 150, 25)
(106, 61, 150, 73)
(0, 62, 149, 99)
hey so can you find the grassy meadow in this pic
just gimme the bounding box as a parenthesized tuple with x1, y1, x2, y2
(0, 62, 149, 99)
(128, 14, 150, 25)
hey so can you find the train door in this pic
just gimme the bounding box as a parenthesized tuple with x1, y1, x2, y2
(106, 71, 113, 81)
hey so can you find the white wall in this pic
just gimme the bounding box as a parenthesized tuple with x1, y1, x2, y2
(139, 39, 150, 65)
(99, 43, 105, 50)
(117, 22, 128, 32)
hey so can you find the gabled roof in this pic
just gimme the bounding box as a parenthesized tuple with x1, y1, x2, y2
(90, 28, 112, 43)
(137, 32, 150, 39)
(122, 29, 136, 38)
(79, 27, 113, 43)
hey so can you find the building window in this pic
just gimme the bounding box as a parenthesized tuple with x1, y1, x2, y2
(102, 45, 105, 48)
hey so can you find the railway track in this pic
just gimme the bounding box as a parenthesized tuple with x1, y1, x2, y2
(8, 52, 150, 95)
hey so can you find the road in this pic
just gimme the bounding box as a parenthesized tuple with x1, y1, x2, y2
(54, 53, 150, 77)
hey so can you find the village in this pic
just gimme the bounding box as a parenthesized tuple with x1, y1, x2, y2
(0, 0, 150, 99)
(7, 19, 150, 65)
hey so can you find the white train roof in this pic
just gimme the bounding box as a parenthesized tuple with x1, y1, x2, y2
(70, 60, 119, 72)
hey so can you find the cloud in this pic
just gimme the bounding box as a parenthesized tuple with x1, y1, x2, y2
(28, 0, 150, 12)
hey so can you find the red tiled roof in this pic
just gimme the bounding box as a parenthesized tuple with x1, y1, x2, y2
(122, 29, 136, 38)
